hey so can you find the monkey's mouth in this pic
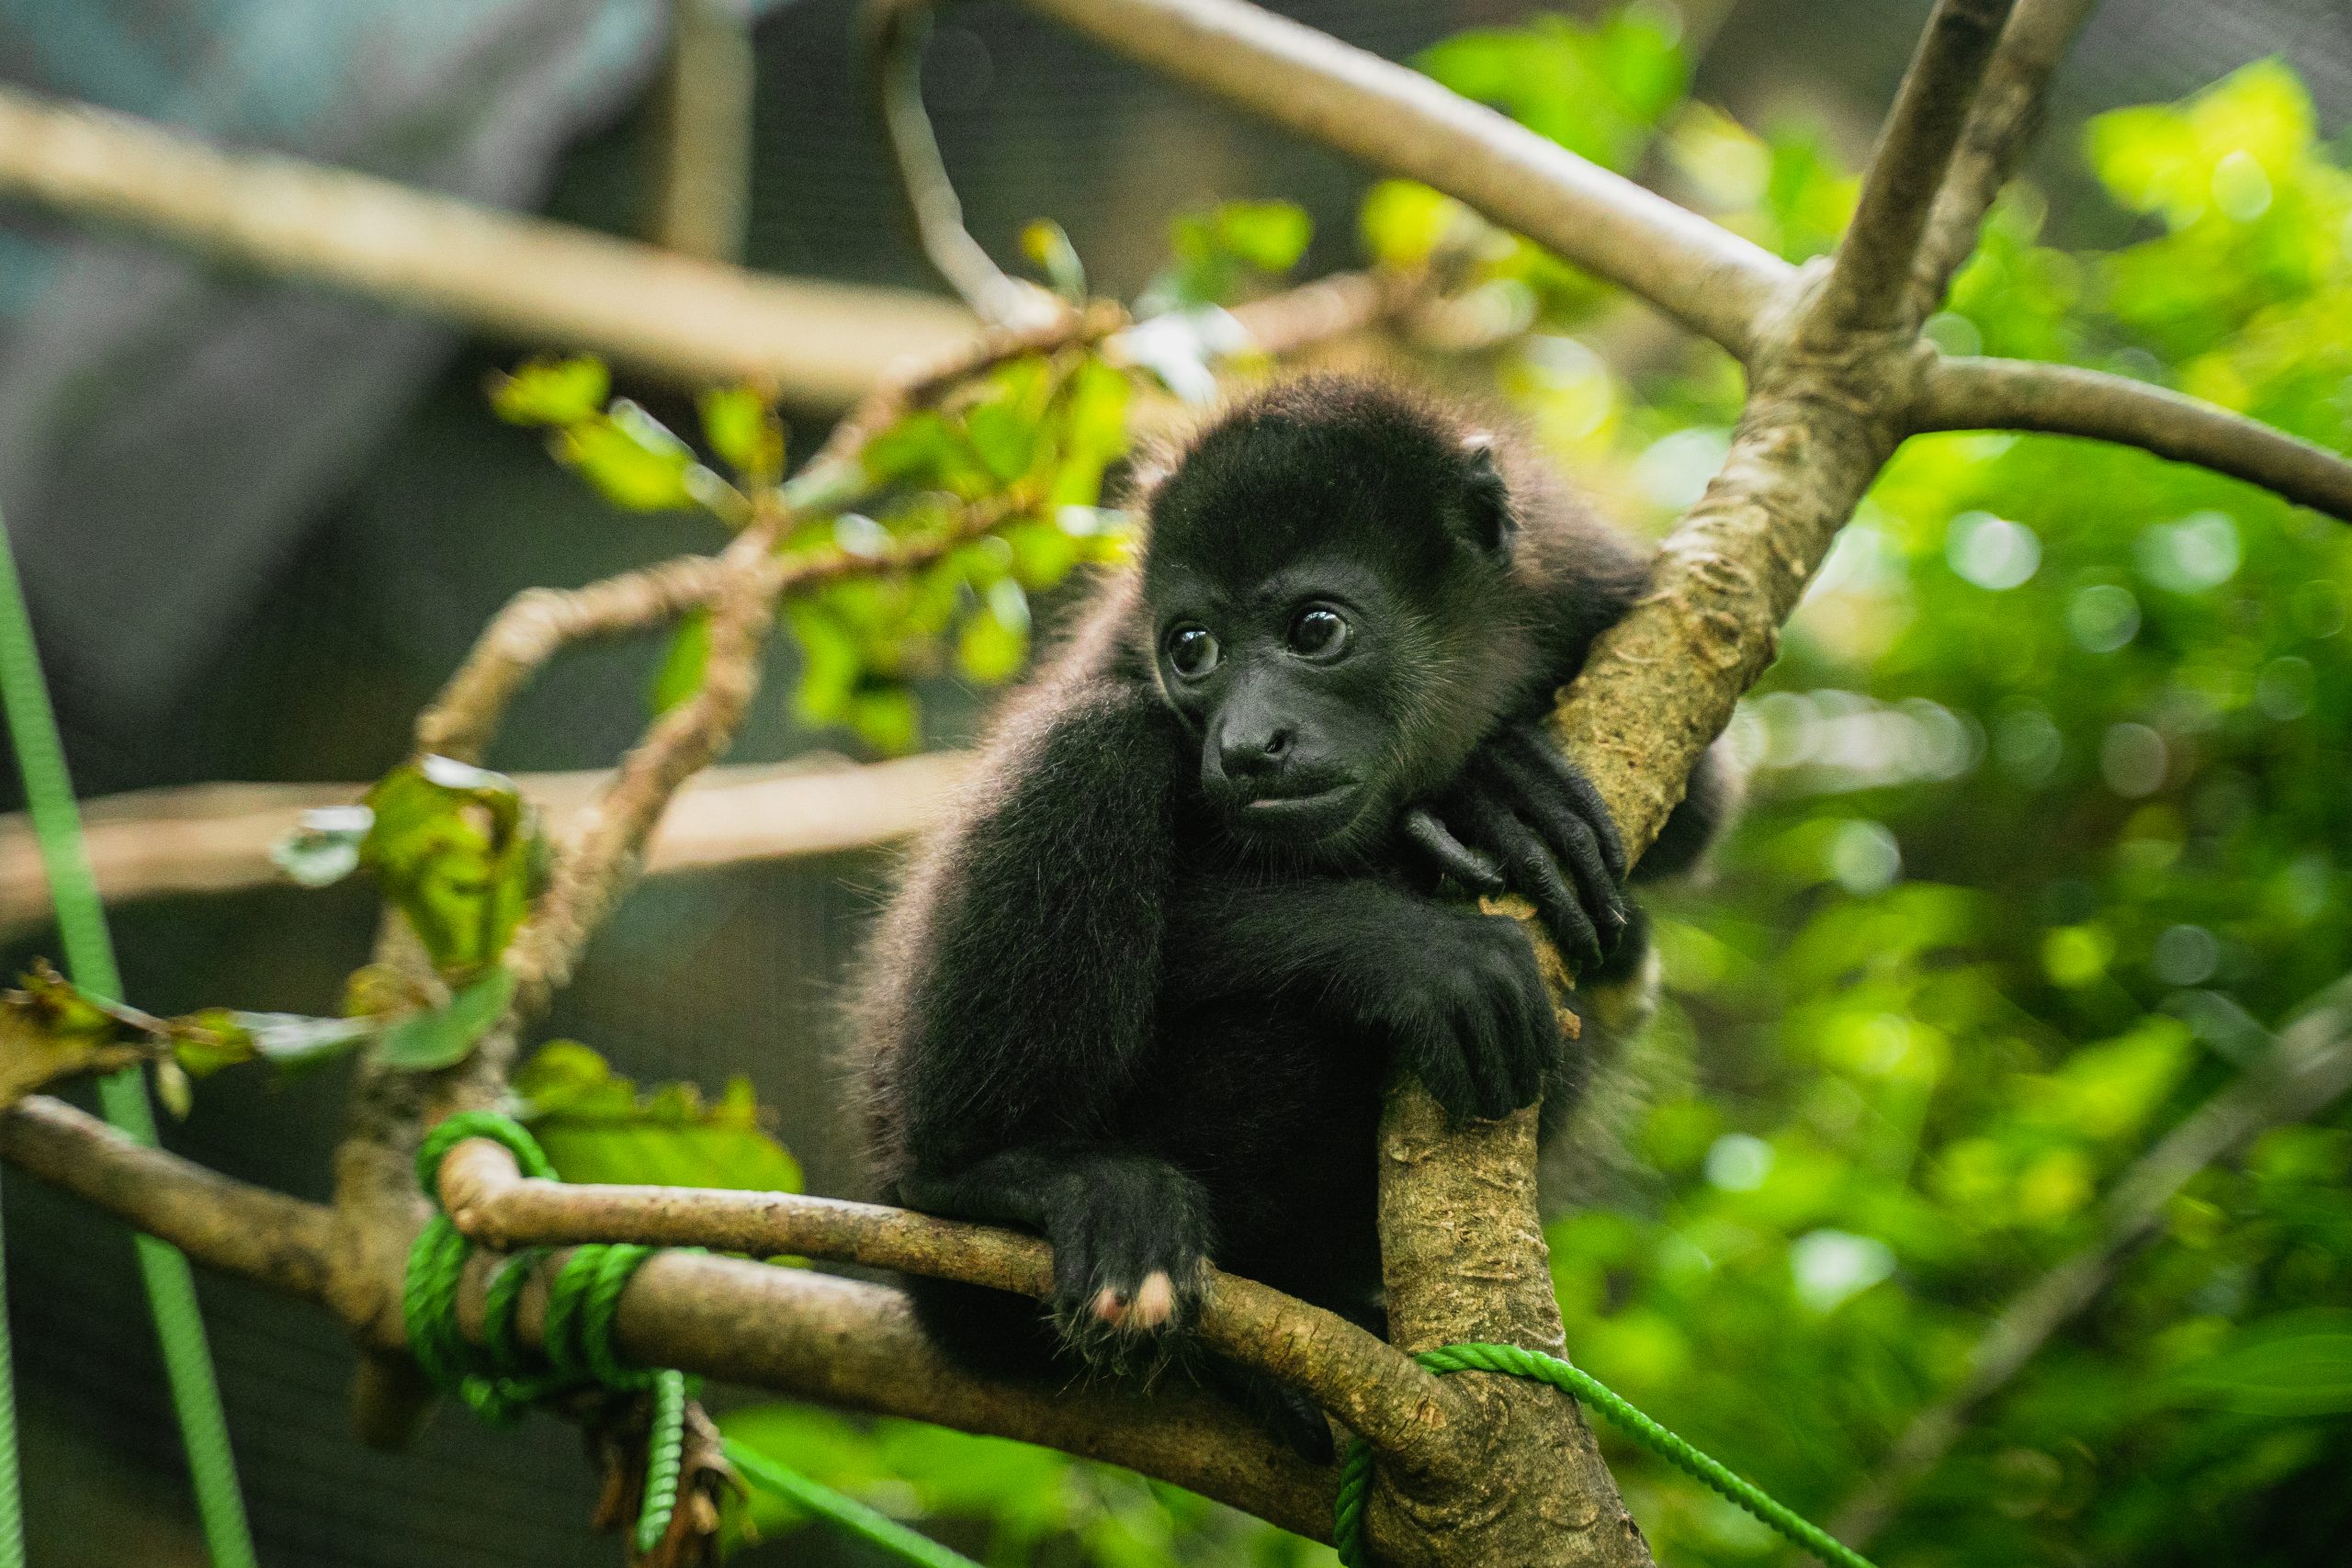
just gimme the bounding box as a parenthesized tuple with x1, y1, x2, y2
(1235, 783, 1364, 840)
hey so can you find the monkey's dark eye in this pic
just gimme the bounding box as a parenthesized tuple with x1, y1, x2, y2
(1165, 625, 1220, 679)
(1287, 606, 1351, 660)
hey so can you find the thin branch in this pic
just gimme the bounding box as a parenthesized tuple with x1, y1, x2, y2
(1903, 0, 2099, 321)
(417, 554, 737, 761)
(0, 86, 977, 407)
(435, 1138, 1468, 1479)
(1009, 0, 1791, 358)
(1917, 355, 2352, 523)
(861, 0, 1071, 330)
(1816, 0, 2020, 333)
(1831, 975, 2352, 1545)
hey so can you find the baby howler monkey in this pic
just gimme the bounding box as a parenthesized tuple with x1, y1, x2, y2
(857, 375, 1727, 1458)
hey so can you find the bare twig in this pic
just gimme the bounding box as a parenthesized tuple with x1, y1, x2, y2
(1832, 976, 2352, 1545)
(646, 0, 757, 263)
(861, 0, 1071, 330)
(1904, 0, 2100, 320)
(0, 86, 977, 407)
(1917, 355, 2352, 522)
(1009, 0, 1790, 358)
(1816, 0, 2019, 333)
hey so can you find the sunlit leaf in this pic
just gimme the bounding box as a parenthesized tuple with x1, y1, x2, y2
(490, 356, 610, 427)
(512, 1040, 802, 1191)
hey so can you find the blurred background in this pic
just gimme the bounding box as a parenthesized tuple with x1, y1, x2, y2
(2, 0, 2349, 1562)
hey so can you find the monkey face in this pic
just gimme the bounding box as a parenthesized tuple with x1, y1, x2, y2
(1148, 551, 1475, 853)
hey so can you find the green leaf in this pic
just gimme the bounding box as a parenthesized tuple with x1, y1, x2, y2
(374, 966, 516, 1071)
(2164, 1310, 2352, 1416)
(849, 686, 921, 755)
(649, 609, 711, 716)
(966, 398, 1042, 487)
(490, 356, 610, 427)
(512, 1041, 802, 1191)
(174, 1009, 379, 1077)
(862, 412, 972, 491)
(556, 411, 696, 512)
(360, 758, 540, 976)
(698, 386, 786, 484)
(270, 804, 373, 888)
(0, 962, 148, 1108)
(956, 581, 1031, 684)
(1020, 219, 1089, 302)
(1211, 199, 1312, 273)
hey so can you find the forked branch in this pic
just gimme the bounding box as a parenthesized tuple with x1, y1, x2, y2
(1815, 0, 2019, 333)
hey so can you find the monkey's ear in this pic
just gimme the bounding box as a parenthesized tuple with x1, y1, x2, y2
(1454, 433, 1519, 558)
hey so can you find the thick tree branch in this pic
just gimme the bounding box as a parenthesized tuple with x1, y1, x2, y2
(1903, 0, 2098, 320)
(1816, 0, 2019, 333)
(1917, 355, 2352, 522)
(0, 87, 977, 407)
(0, 1094, 1344, 1540)
(0, 755, 971, 942)
(0, 1095, 338, 1305)
(434, 1138, 1469, 1480)
(1832, 975, 2352, 1544)
(1009, 0, 1790, 358)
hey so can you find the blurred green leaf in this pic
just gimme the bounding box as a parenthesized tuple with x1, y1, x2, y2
(360, 757, 540, 976)
(512, 1040, 801, 1191)
(374, 965, 515, 1071)
(698, 385, 786, 485)
(491, 356, 610, 427)
(2163, 1310, 2352, 1416)
(649, 609, 711, 716)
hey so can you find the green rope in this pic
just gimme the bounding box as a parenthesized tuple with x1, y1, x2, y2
(1333, 1341, 1875, 1568)
(0, 507, 255, 1567)
(406, 1111, 980, 1565)
(722, 1438, 985, 1568)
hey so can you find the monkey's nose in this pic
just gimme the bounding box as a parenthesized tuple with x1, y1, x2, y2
(1218, 726, 1294, 780)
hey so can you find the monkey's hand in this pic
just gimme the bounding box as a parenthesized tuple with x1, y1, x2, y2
(1366, 908, 1562, 1122)
(900, 1150, 1214, 1367)
(1401, 718, 1631, 976)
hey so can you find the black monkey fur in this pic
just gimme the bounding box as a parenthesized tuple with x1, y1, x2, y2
(855, 374, 1727, 1458)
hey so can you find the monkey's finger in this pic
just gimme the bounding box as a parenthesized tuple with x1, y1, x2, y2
(1402, 807, 1507, 895)
(1453, 1001, 1515, 1121)
(1503, 726, 1628, 882)
(1463, 792, 1605, 974)
(1487, 747, 1630, 948)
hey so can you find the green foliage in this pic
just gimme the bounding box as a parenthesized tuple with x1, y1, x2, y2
(1407, 31, 2352, 1567)
(1141, 199, 1314, 313)
(510, 1040, 801, 1191)
(360, 755, 543, 977)
(718, 1404, 1335, 1567)
(790, 352, 1135, 753)
(1416, 5, 1687, 174)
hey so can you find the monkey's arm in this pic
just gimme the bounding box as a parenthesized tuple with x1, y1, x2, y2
(884, 679, 1185, 1174)
(1167, 875, 1561, 1122)
(1402, 727, 1736, 971)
